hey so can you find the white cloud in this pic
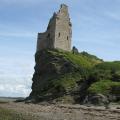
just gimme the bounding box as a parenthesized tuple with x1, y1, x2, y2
(0, 76, 32, 97)
(0, 56, 34, 97)
(0, 84, 31, 97)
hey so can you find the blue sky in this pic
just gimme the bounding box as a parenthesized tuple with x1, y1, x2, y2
(0, 0, 120, 97)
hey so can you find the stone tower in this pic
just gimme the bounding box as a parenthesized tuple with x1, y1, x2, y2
(37, 4, 72, 52)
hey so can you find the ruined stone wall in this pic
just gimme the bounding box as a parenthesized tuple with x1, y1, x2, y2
(55, 4, 72, 51)
(37, 32, 47, 51)
(37, 4, 72, 52)
(36, 13, 56, 51)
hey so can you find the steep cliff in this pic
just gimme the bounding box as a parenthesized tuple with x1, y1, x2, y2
(28, 49, 100, 103)
(28, 49, 120, 105)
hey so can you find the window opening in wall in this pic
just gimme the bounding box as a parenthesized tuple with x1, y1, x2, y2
(47, 33, 50, 38)
(67, 36, 68, 40)
(58, 32, 60, 37)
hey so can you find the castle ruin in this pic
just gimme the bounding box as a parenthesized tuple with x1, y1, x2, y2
(37, 4, 72, 51)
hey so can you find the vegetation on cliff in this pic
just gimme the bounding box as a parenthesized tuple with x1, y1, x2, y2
(88, 80, 120, 95)
(29, 49, 120, 104)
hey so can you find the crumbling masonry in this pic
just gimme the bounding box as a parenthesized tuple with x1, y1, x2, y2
(37, 4, 72, 51)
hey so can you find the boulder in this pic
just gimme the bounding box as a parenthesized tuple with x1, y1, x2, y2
(84, 94, 109, 106)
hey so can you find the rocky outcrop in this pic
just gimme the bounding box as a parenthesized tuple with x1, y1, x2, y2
(28, 49, 120, 105)
(83, 94, 109, 106)
(29, 49, 82, 103)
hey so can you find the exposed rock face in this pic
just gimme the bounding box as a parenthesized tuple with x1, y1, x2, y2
(28, 49, 120, 105)
(29, 49, 82, 103)
(83, 94, 109, 106)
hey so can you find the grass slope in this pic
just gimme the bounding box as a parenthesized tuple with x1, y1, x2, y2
(88, 80, 120, 95)
(48, 49, 102, 68)
(95, 61, 120, 71)
(88, 61, 120, 97)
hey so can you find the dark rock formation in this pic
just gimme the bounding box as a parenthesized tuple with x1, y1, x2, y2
(83, 94, 109, 106)
(28, 49, 120, 105)
(29, 49, 82, 103)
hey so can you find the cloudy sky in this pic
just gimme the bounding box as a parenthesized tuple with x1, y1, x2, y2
(0, 0, 120, 97)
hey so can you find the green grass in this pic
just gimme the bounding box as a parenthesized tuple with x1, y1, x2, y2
(0, 107, 23, 120)
(38, 72, 82, 96)
(95, 61, 120, 71)
(81, 51, 103, 62)
(0, 107, 35, 120)
(51, 72, 81, 92)
(88, 80, 120, 95)
(48, 49, 102, 69)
